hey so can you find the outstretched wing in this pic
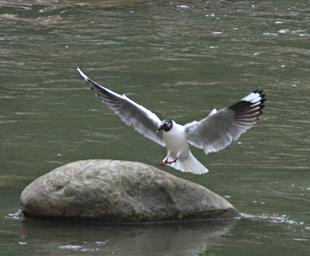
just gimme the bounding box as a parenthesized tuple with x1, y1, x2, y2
(185, 90, 265, 154)
(77, 67, 165, 146)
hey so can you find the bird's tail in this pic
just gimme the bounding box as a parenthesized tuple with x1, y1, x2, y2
(169, 152, 209, 175)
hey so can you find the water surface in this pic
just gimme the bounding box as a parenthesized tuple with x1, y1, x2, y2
(1, 0, 310, 255)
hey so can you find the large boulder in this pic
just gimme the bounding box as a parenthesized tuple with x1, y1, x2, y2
(20, 160, 239, 223)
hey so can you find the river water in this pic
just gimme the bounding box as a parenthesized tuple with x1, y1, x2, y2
(0, 0, 309, 255)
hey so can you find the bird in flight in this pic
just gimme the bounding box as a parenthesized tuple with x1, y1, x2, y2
(77, 68, 265, 175)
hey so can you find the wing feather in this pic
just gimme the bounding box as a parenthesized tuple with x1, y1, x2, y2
(185, 90, 265, 154)
(77, 67, 165, 146)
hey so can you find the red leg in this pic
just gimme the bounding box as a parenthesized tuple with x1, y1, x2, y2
(164, 159, 177, 165)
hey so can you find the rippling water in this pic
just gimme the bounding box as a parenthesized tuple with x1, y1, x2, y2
(1, 0, 310, 255)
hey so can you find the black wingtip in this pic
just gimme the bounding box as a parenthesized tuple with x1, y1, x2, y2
(229, 89, 266, 120)
(75, 67, 113, 100)
(254, 89, 266, 99)
(76, 66, 89, 81)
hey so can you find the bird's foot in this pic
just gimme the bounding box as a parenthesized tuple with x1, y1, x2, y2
(158, 157, 177, 168)
(164, 159, 177, 165)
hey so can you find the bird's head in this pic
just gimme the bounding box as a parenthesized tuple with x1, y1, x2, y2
(157, 119, 173, 132)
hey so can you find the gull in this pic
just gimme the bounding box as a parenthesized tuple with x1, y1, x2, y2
(77, 67, 265, 175)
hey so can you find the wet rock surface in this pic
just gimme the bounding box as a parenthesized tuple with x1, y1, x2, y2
(20, 160, 239, 223)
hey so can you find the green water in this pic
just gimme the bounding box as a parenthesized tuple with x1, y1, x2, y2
(1, 0, 310, 255)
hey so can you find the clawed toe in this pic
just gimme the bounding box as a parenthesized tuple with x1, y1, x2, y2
(164, 159, 177, 165)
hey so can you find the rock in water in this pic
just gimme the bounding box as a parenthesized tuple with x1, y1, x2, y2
(20, 160, 239, 223)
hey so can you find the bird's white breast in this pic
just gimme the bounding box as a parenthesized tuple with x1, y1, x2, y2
(162, 122, 189, 156)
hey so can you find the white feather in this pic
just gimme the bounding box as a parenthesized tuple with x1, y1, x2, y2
(77, 69, 265, 175)
(241, 92, 261, 103)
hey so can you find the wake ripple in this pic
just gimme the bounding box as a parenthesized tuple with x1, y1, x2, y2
(241, 212, 308, 231)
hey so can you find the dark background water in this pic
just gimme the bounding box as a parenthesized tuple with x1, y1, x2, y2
(0, 0, 309, 255)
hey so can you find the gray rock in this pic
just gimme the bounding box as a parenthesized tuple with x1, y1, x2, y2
(20, 160, 239, 223)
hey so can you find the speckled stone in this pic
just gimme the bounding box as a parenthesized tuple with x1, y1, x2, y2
(20, 160, 239, 223)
